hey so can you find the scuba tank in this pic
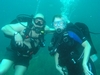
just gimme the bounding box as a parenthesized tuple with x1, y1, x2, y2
(66, 22, 97, 55)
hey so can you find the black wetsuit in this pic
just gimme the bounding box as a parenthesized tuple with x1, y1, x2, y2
(51, 28, 97, 75)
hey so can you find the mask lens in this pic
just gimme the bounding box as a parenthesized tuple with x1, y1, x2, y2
(53, 21, 64, 27)
(34, 17, 45, 26)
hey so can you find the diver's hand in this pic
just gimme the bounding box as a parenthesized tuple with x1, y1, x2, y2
(56, 65, 67, 75)
(83, 64, 93, 75)
(62, 67, 68, 75)
(14, 32, 23, 47)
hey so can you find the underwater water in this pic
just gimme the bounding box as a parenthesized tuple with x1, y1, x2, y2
(0, 0, 100, 75)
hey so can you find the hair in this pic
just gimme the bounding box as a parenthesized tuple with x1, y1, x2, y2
(52, 14, 62, 22)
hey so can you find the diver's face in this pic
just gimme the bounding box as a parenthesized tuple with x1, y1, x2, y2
(31, 17, 45, 34)
(53, 17, 65, 33)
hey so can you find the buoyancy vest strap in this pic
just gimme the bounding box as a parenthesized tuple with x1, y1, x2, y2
(68, 31, 83, 44)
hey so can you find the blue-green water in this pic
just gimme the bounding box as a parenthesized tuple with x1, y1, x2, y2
(0, 0, 100, 75)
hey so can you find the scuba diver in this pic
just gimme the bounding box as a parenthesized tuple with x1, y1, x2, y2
(48, 15, 97, 75)
(0, 13, 54, 75)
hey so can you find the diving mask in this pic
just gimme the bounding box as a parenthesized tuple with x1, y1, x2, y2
(53, 20, 64, 27)
(34, 17, 45, 26)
